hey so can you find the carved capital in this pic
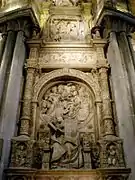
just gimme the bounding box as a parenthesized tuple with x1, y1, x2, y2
(26, 58, 38, 69)
(6, 19, 31, 38)
(16, 19, 31, 38)
(0, 24, 7, 33)
(7, 20, 17, 32)
(102, 16, 135, 39)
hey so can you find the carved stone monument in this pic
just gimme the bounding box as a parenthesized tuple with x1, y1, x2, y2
(0, 0, 133, 180)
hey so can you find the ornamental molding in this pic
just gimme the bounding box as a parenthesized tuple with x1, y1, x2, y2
(33, 68, 100, 102)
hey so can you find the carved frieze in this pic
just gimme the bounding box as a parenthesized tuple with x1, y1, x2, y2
(39, 48, 97, 67)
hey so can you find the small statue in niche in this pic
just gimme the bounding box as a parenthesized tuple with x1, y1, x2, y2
(107, 144, 118, 167)
(48, 88, 83, 168)
(16, 143, 27, 167)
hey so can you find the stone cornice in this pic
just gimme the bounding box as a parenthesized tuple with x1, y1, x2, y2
(0, 7, 40, 28)
(96, 8, 135, 27)
(93, 7, 135, 34)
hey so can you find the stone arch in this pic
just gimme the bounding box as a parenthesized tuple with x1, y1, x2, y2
(32, 68, 101, 141)
(33, 68, 100, 102)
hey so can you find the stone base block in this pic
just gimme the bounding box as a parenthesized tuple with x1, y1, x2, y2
(5, 168, 131, 180)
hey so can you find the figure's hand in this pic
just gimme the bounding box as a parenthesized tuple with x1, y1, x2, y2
(57, 128, 64, 134)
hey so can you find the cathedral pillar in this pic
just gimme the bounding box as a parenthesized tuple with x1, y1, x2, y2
(117, 30, 135, 108)
(0, 20, 30, 179)
(91, 27, 126, 170)
(0, 21, 16, 110)
(0, 26, 7, 65)
(106, 28, 135, 179)
(127, 34, 135, 67)
(19, 38, 40, 137)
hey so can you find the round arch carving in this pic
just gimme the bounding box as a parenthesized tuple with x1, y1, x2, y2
(31, 68, 102, 169)
(33, 68, 100, 102)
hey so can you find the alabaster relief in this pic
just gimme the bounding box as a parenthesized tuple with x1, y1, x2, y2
(43, 16, 85, 42)
(39, 50, 97, 66)
(39, 82, 95, 169)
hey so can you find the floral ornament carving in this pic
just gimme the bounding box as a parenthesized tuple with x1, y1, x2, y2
(39, 51, 97, 66)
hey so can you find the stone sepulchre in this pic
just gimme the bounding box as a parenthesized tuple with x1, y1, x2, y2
(0, 0, 135, 180)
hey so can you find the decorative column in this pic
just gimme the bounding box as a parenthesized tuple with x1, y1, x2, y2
(117, 30, 135, 110)
(108, 29, 135, 164)
(9, 29, 41, 170)
(127, 34, 135, 67)
(92, 27, 126, 170)
(19, 37, 40, 137)
(0, 20, 29, 178)
(0, 21, 16, 109)
(105, 22, 135, 175)
(92, 27, 115, 137)
(99, 67, 115, 136)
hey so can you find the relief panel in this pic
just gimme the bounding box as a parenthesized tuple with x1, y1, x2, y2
(38, 81, 96, 169)
(43, 15, 85, 42)
(39, 48, 97, 68)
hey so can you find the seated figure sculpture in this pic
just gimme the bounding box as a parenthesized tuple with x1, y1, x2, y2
(40, 83, 93, 169)
(48, 115, 83, 169)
